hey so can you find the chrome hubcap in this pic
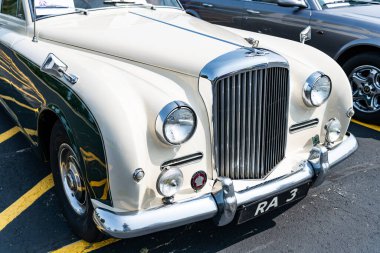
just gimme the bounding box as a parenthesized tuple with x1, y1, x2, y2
(349, 65, 380, 113)
(59, 143, 87, 215)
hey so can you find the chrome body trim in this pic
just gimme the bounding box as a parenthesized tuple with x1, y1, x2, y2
(307, 146, 329, 187)
(200, 48, 289, 82)
(289, 118, 319, 133)
(328, 132, 357, 167)
(93, 194, 218, 239)
(234, 162, 314, 206)
(93, 133, 357, 239)
(212, 177, 237, 226)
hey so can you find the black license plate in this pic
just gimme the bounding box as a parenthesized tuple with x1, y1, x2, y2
(237, 181, 311, 224)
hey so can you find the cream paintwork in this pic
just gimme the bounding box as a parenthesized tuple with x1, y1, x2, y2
(0, 2, 352, 213)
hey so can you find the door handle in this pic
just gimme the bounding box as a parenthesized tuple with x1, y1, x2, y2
(246, 9, 260, 14)
(202, 3, 214, 7)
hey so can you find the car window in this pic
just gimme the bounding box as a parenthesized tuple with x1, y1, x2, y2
(1, 0, 25, 19)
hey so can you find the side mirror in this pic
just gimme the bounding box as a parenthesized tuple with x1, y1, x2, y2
(300, 26, 311, 44)
(278, 0, 307, 8)
(41, 53, 78, 84)
(41, 53, 68, 78)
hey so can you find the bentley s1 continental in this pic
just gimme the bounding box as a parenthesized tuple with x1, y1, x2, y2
(0, 0, 357, 241)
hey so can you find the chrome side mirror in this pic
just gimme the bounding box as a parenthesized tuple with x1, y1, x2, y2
(278, 0, 307, 8)
(41, 53, 78, 84)
(300, 26, 311, 44)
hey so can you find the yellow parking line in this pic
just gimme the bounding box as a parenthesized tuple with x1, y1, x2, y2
(0, 126, 20, 143)
(0, 174, 54, 231)
(351, 119, 380, 132)
(50, 238, 121, 253)
(0, 126, 38, 144)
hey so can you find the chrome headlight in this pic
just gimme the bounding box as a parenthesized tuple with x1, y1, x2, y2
(303, 72, 332, 107)
(156, 168, 184, 197)
(156, 101, 197, 145)
(325, 118, 342, 143)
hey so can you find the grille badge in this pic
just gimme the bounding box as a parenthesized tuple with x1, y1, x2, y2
(191, 171, 207, 192)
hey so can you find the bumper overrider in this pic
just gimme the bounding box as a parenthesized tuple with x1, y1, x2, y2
(93, 132, 357, 239)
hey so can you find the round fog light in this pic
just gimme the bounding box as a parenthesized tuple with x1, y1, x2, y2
(325, 118, 342, 143)
(157, 168, 183, 197)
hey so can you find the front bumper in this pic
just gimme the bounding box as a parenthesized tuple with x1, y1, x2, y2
(93, 132, 358, 239)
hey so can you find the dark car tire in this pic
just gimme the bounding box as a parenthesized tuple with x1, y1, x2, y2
(50, 121, 104, 242)
(342, 52, 380, 124)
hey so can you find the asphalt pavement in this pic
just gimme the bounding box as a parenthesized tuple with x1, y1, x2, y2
(0, 106, 379, 253)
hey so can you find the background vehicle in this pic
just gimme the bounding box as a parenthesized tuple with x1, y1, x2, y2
(0, 0, 356, 242)
(181, 0, 380, 124)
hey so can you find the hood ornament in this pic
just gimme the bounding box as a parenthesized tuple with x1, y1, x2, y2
(245, 49, 268, 57)
(245, 37, 259, 48)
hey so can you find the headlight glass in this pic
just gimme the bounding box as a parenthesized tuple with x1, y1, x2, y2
(156, 168, 184, 197)
(303, 72, 332, 107)
(164, 108, 196, 144)
(325, 118, 342, 143)
(156, 101, 197, 145)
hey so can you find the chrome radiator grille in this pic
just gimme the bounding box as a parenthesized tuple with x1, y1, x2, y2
(213, 67, 289, 179)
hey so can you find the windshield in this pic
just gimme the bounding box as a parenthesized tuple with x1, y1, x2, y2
(34, 0, 182, 17)
(318, 0, 379, 8)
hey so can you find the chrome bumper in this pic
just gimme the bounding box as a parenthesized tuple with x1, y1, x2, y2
(93, 132, 358, 239)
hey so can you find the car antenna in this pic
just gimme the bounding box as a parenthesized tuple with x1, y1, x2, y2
(32, 0, 38, 42)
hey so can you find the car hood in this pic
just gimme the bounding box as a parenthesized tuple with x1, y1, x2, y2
(324, 5, 380, 26)
(37, 8, 250, 77)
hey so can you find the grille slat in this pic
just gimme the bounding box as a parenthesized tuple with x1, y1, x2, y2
(231, 76, 236, 178)
(225, 77, 230, 178)
(214, 67, 289, 180)
(220, 79, 225, 177)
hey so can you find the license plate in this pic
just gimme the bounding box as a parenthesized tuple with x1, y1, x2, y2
(237, 181, 311, 224)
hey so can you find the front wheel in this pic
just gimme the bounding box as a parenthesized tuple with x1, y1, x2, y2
(342, 52, 380, 124)
(50, 121, 104, 242)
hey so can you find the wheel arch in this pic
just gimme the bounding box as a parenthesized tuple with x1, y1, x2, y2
(38, 107, 69, 162)
(335, 42, 380, 66)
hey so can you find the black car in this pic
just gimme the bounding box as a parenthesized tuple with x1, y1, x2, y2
(180, 0, 380, 123)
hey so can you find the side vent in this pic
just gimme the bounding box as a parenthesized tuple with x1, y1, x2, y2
(289, 118, 319, 134)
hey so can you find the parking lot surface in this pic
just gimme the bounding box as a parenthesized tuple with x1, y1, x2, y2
(0, 106, 379, 253)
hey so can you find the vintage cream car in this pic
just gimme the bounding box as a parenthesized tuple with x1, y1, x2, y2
(0, 0, 357, 242)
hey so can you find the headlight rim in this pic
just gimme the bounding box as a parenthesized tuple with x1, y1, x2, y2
(303, 71, 332, 107)
(156, 101, 197, 146)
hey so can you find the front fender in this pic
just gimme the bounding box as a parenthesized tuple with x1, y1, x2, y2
(11, 52, 112, 206)
(24, 42, 213, 212)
